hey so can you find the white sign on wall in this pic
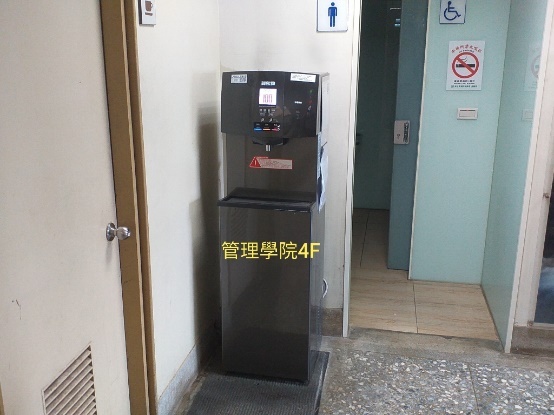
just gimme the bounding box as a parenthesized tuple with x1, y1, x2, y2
(525, 43, 541, 92)
(446, 41, 485, 91)
(139, 0, 156, 25)
(317, 0, 348, 32)
(440, 0, 466, 24)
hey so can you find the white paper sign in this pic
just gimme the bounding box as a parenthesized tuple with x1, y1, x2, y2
(291, 73, 317, 83)
(317, 0, 348, 32)
(231, 74, 248, 84)
(446, 41, 485, 91)
(140, 0, 156, 25)
(525, 43, 541, 92)
(440, 0, 466, 24)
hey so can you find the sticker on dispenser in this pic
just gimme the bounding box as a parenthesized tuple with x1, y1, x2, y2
(231, 74, 248, 84)
(291, 73, 317, 83)
(249, 156, 293, 170)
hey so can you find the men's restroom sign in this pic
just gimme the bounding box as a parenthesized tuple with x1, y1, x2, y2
(317, 0, 348, 32)
(446, 41, 485, 90)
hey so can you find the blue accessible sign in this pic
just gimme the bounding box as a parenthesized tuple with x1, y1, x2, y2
(440, 0, 466, 24)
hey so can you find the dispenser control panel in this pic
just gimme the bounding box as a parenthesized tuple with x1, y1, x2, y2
(256, 89, 280, 132)
(221, 71, 323, 145)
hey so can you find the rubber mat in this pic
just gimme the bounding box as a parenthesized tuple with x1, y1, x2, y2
(186, 352, 329, 415)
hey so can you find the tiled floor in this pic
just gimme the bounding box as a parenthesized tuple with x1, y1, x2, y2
(320, 329, 554, 415)
(180, 329, 554, 415)
(350, 208, 498, 341)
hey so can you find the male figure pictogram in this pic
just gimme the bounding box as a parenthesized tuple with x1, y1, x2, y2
(328, 2, 338, 27)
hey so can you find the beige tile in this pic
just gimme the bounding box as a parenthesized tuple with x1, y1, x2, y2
(352, 225, 366, 239)
(414, 282, 486, 308)
(363, 240, 388, 253)
(360, 243, 388, 270)
(350, 295, 415, 311)
(417, 325, 498, 341)
(351, 268, 409, 282)
(416, 302, 497, 341)
(352, 209, 369, 224)
(351, 231, 365, 246)
(366, 221, 389, 232)
(350, 296, 417, 333)
(351, 245, 363, 268)
(416, 301, 492, 324)
(366, 210, 389, 225)
(351, 278, 414, 301)
(413, 280, 482, 290)
(349, 315, 418, 333)
(365, 228, 389, 245)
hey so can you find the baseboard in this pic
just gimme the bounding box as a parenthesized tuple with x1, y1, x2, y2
(0, 382, 4, 415)
(322, 308, 343, 337)
(156, 326, 218, 415)
(511, 325, 554, 357)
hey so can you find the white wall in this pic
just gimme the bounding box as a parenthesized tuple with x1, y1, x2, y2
(219, 0, 360, 309)
(135, 0, 222, 400)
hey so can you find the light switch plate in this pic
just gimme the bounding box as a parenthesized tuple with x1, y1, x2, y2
(394, 120, 410, 145)
(457, 108, 478, 120)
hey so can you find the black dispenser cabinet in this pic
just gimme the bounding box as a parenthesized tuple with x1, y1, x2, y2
(219, 71, 329, 382)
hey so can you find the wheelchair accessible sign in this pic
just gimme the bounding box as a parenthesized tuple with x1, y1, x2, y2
(440, 0, 466, 24)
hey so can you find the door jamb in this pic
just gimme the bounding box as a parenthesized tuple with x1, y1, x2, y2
(512, 0, 554, 343)
(342, 0, 363, 337)
(99, 1, 156, 413)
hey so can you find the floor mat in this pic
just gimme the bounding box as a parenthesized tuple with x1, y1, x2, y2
(185, 352, 329, 415)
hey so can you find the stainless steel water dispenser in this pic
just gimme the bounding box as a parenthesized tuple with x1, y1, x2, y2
(219, 71, 329, 382)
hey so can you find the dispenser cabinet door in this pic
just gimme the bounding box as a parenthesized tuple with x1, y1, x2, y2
(219, 203, 315, 381)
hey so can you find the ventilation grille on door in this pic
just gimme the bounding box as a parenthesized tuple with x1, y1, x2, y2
(42, 345, 97, 415)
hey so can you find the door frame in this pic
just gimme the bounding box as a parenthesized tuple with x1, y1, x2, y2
(99, 1, 155, 413)
(342, 0, 429, 337)
(513, 0, 554, 338)
(343, 0, 363, 337)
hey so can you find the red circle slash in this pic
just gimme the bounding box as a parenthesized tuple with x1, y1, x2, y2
(452, 52, 479, 79)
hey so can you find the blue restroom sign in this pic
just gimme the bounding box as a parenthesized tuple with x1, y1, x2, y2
(317, 0, 348, 32)
(440, 0, 466, 24)
(447, 41, 485, 91)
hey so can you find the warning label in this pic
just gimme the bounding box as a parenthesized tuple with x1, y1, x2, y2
(446, 41, 485, 91)
(249, 156, 293, 170)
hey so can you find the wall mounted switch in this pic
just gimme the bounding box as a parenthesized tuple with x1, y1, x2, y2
(457, 108, 478, 120)
(394, 120, 410, 145)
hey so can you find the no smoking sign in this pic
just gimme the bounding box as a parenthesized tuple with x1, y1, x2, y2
(446, 41, 485, 90)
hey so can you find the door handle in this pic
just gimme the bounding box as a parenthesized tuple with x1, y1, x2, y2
(106, 223, 132, 241)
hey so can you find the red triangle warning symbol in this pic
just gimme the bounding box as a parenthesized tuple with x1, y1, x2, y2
(249, 157, 261, 168)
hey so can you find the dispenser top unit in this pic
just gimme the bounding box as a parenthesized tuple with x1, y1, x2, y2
(221, 71, 325, 146)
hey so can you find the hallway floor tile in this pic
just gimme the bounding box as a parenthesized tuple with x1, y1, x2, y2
(350, 209, 498, 341)
(320, 329, 554, 415)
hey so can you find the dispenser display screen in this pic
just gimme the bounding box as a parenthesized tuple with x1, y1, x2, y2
(259, 88, 277, 106)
